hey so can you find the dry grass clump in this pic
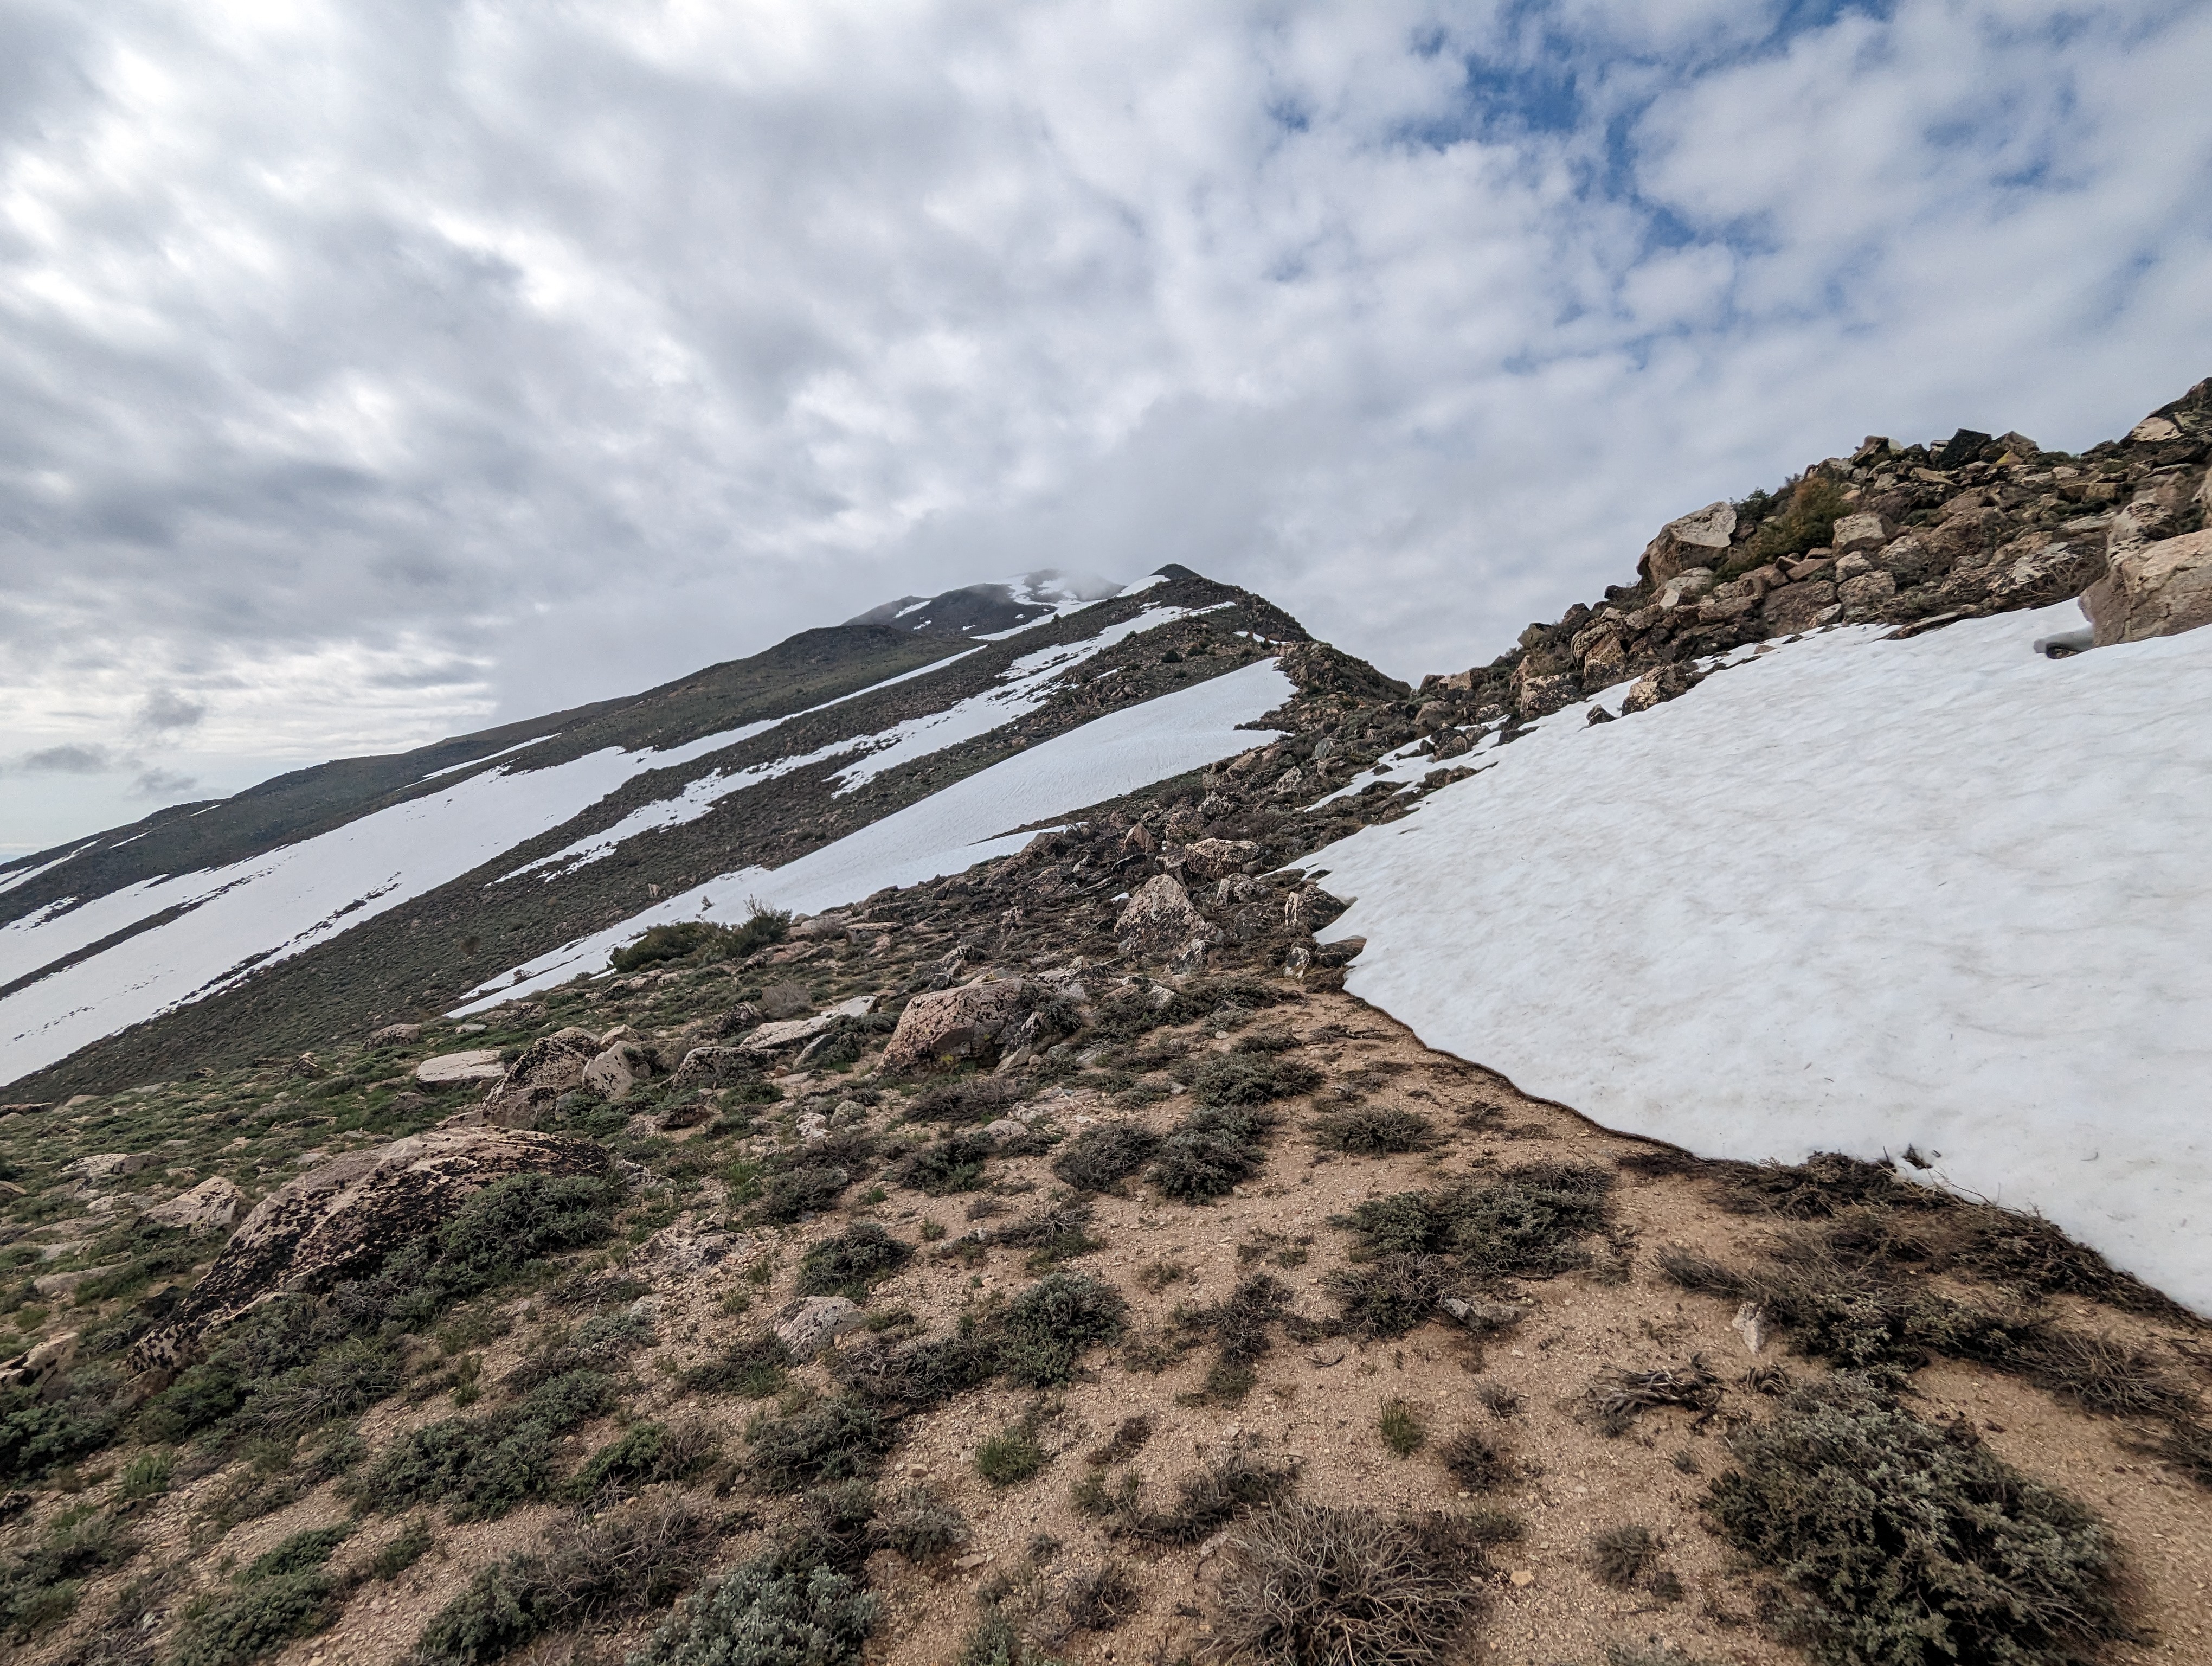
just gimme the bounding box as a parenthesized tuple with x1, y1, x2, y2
(871, 1481, 971, 1560)
(976, 1413, 1049, 1487)
(1085, 1415, 1153, 1467)
(1175, 1273, 1321, 1402)
(1341, 1163, 1613, 1277)
(909, 1077, 1024, 1124)
(1586, 1524, 1659, 1588)
(681, 1332, 793, 1399)
(1708, 1375, 2136, 1666)
(1051, 1124, 1161, 1193)
(1079, 1450, 1300, 1543)
(752, 1130, 880, 1223)
(1059, 1560, 1143, 1633)
(1433, 1427, 1507, 1490)
(1378, 1399, 1426, 1457)
(1309, 1105, 1437, 1156)
(408, 1496, 719, 1666)
(1583, 1358, 1722, 1437)
(1474, 1382, 1522, 1419)
(1323, 1253, 1451, 1340)
(1211, 1504, 1489, 1666)
(895, 1132, 995, 1195)
(980, 1201, 1101, 1268)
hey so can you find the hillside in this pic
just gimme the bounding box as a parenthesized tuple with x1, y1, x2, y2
(0, 377, 2208, 1666)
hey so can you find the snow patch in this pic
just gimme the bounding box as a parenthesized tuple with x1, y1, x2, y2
(1301, 605, 2212, 1313)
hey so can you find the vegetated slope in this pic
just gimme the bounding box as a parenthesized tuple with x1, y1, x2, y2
(1, 750, 2202, 1666)
(1, 572, 1314, 1097)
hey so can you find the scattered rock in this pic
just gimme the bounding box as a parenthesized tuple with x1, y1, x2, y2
(144, 1175, 245, 1231)
(482, 1032, 600, 1126)
(772, 1295, 866, 1359)
(884, 981, 1034, 1071)
(583, 1042, 656, 1101)
(1638, 501, 1737, 589)
(741, 996, 877, 1055)
(671, 1045, 763, 1089)
(1176, 838, 1261, 882)
(1830, 510, 1893, 553)
(1732, 1302, 1769, 1355)
(1620, 663, 1702, 715)
(1116, 875, 1211, 954)
(1837, 571, 1898, 619)
(414, 1049, 507, 1090)
(369, 1022, 422, 1046)
(980, 1117, 1032, 1144)
(1763, 580, 1839, 635)
(1442, 1297, 1526, 1331)
(131, 1126, 612, 1370)
(63, 1152, 153, 1182)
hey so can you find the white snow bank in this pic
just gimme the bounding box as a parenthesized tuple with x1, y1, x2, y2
(1302, 604, 2212, 1312)
(456, 658, 1295, 1012)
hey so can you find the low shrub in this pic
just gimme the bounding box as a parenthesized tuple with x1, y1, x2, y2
(1189, 1055, 1323, 1108)
(683, 1332, 793, 1399)
(1309, 1106, 1436, 1156)
(1341, 1165, 1613, 1279)
(610, 909, 789, 975)
(631, 1542, 880, 1666)
(1433, 1428, 1506, 1491)
(171, 1525, 353, 1666)
(798, 1222, 915, 1298)
(0, 1510, 136, 1642)
(1210, 1504, 1488, 1666)
(1708, 1375, 2133, 1665)
(370, 1517, 434, 1581)
(896, 1134, 995, 1196)
(567, 1419, 719, 1503)
(1061, 1560, 1143, 1633)
(1378, 1400, 1425, 1458)
(1323, 1253, 1450, 1340)
(1152, 1106, 1278, 1201)
(0, 1370, 126, 1482)
(991, 1272, 1128, 1387)
(1587, 1524, 1658, 1589)
(1583, 1359, 1721, 1438)
(505, 1306, 656, 1394)
(909, 1078, 1024, 1125)
(1106, 1451, 1299, 1543)
(976, 1417, 1049, 1487)
(748, 1395, 893, 1490)
(872, 1481, 970, 1559)
(354, 1369, 613, 1520)
(411, 1495, 721, 1666)
(1051, 1124, 1161, 1194)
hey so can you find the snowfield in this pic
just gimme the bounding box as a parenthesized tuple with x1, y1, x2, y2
(457, 657, 1295, 1011)
(1303, 603, 2212, 1313)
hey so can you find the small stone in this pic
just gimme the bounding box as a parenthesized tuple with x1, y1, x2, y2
(1509, 1569, 1534, 1588)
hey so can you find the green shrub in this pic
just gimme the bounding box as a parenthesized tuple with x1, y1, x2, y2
(992, 1273, 1128, 1387)
(1189, 1055, 1322, 1108)
(0, 1510, 136, 1641)
(247, 1338, 401, 1433)
(370, 1517, 434, 1581)
(1050, 1125, 1160, 1193)
(1309, 1106, 1436, 1156)
(170, 1532, 351, 1666)
(908, 1077, 1023, 1125)
(354, 1369, 612, 1520)
(609, 909, 789, 974)
(567, 1419, 718, 1502)
(117, 1447, 173, 1500)
(872, 1481, 970, 1559)
(797, 1223, 914, 1298)
(748, 1396, 893, 1491)
(1151, 1106, 1277, 1201)
(1708, 1375, 2132, 1665)
(954, 1608, 1054, 1666)
(1323, 1253, 1450, 1339)
(631, 1542, 880, 1666)
(246, 1523, 352, 1581)
(683, 1332, 793, 1399)
(896, 1134, 995, 1196)
(1588, 1524, 1658, 1588)
(1341, 1165, 1612, 1279)
(1378, 1400, 1425, 1457)
(976, 1417, 1048, 1487)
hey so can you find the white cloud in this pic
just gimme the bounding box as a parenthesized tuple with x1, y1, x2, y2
(1, 0, 2207, 850)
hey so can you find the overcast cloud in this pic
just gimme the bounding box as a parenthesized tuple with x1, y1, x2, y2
(3, 0, 2209, 851)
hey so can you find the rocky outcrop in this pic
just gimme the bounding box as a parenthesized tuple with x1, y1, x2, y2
(1638, 501, 1737, 589)
(1116, 875, 1211, 954)
(884, 980, 1033, 1071)
(481, 1029, 600, 1125)
(131, 1126, 611, 1369)
(741, 996, 877, 1056)
(772, 1296, 866, 1359)
(2084, 528, 2212, 646)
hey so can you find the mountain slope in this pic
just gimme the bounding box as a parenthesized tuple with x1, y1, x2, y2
(1, 571, 1316, 1095)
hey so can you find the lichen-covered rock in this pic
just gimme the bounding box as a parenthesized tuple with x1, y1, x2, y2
(583, 1042, 655, 1100)
(671, 1045, 761, 1089)
(773, 1296, 866, 1359)
(1116, 874, 1210, 954)
(884, 979, 1033, 1071)
(1763, 580, 1839, 635)
(482, 1031, 600, 1126)
(1638, 501, 1737, 589)
(1176, 838, 1259, 882)
(740, 996, 876, 1055)
(131, 1126, 610, 1369)
(1621, 662, 1702, 715)
(369, 1022, 422, 1046)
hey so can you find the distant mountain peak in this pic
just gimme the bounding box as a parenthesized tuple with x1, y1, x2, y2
(844, 568, 1126, 638)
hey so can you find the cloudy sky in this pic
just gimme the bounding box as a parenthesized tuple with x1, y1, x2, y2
(3, 0, 2208, 853)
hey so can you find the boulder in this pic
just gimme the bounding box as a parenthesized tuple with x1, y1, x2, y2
(773, 1296, 866, 1360)
(1763, 580, 1840, 635)
(980, 1117, 1033, 1144)
(1116, 874, 1211, 954)
(2083, 528, 2212, 646)
(2130, 415, 2182, 444)
(1176, 838, 1259, 882)
(144, 1176, 244, 1231)
(1512, 668, 1580, 721)
(482, 1032, 600, 1126)
(1620, 663, 1702, 715)
(1971, 535, 2105, 613)
(0, 1330, 78, 1394)
(884, 980, 1034, 1071)
(1830, 511, 1892, 553)
(740, 996, 876, 1055)
(130, 1126, 611, 1370)
(1657, 568, 1717, 611)
(415, 1049, 507, 1090)
(1638, 501, 1737, 589)
(1574, 623, 1628, 683)
(1837, 571, 1897, 619)
(1694, 591, 1757, 625)
(369, 1023, 423, 1046)
(583, 1042, 655, 1101)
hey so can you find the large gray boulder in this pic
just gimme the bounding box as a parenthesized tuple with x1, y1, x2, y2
(884, 979, 1033, 1071)
(2084, 528, 2212, 646)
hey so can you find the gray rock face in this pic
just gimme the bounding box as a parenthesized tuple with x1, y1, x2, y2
(483, 1033, 599, 1126)
(65, 1152, 153, 1181)
(1837, 571, 1898, 619)
(583, 1042, 655, 1101)
(1620, 662, 1702, 715)
(130, 1126, 610, 1370)
(885, 979, 1034, 1071)
(1830, 511, 1893, 553)
(2084, 528, 2212, 646)
(740, 996, 876, 1055)
(1763, 580, 1840, 635)
(1638, 501, 1737, 588)
(773, 1295, 865, 1359)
